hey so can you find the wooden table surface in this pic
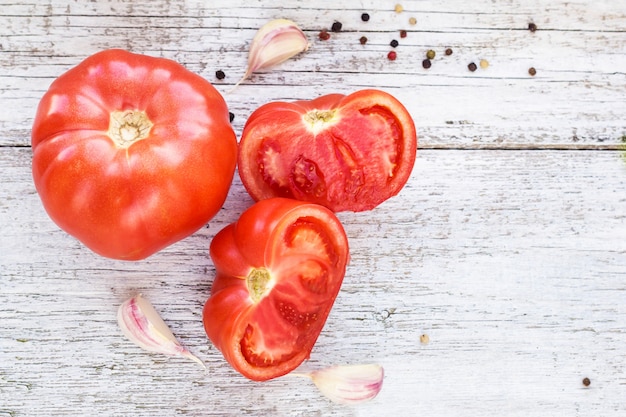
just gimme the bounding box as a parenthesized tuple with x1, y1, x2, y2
(1, 1, 625, 416)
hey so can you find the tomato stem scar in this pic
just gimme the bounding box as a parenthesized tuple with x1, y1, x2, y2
(108, 110, 153, 148)
(247, 268, 272, 303)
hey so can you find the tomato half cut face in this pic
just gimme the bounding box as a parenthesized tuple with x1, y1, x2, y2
(237, 89, 417, 212)
(202, 198, 349, 381)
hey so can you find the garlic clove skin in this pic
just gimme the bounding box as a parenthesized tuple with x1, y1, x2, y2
(237, 19, 309, 85)
(117, 294, 205, 369)
(307, 364, 384, 405)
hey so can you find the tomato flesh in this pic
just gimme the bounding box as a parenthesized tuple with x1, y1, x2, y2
(239, 89, 417, 212)
(203, 198, 349, 381)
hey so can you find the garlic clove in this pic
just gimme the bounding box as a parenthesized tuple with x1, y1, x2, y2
(236, 19, 309, 87)
(117, 294, 205, 369)
(300, 364, 385, 405)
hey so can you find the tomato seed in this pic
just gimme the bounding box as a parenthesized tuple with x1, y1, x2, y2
(319, 30, 330, 40)
(361, 13, 370, 22)
(422, 59, 432, 69)
(387, 51, 397, 61)
(468, 62, 477, 72)
(390, 39, 399, 48)
(395, 4, 404, 13)
(409, 17, 417, 25)
(359, 36, 368, 45)
(215, 70, 226, 80)
(480, 59, 489, 69)
(331, 21, 343, 32)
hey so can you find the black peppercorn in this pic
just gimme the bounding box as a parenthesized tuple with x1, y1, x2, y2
(331, 21, 343, 32)
(528, 67, 537, 76)
(390, 39, 399, 48)
(528, 22, 537, 32)
(361, 13, 370, 22)
(468, 62, 477, 72)
(422, 59, 431, 69)
(229, 112, 234, 123)
(445, 48, 453, 56)
(582, 377, 591, 387)
(359, 36, 368, 45)
(215, 70, 225, 80)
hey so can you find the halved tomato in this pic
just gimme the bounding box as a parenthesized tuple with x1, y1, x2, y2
(202, 198, 349, 381)
(238, 89, 417, 212)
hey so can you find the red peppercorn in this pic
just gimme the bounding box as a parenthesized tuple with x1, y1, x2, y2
(445, 48, 453, 56)
(319, 30, 330, 40)
(400, 30, 407, 38)
(359, 36, 368, 45)
(387, 51, 397, 61)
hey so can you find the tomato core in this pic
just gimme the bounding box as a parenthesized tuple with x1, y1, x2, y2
(247, 268, 272, 303)
(107, 110, 153, 148)
(303, 109, 337, 134)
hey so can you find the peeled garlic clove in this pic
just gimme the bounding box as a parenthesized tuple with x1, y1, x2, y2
(117, 294, 205, 369)
(307, 364, 384, 405)
(237, 19, 309, 86)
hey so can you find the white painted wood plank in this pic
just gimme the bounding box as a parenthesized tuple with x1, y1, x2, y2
(1, 0, 625, 147)
(2, 147, 625, 416)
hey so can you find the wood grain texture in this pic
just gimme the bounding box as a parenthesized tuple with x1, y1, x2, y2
(1, 1, 626, 416)
(2, 0, 625, 147)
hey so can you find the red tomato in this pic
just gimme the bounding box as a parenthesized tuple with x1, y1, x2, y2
(31, 49, 237, 260)
(203, 198, 349, 381)
(237, 89, 417, 212)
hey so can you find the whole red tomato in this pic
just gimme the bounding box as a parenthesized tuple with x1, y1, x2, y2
(31, 49, 237, 260)
(237, 89, 417, 212)
(203, 198, 349, 381)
